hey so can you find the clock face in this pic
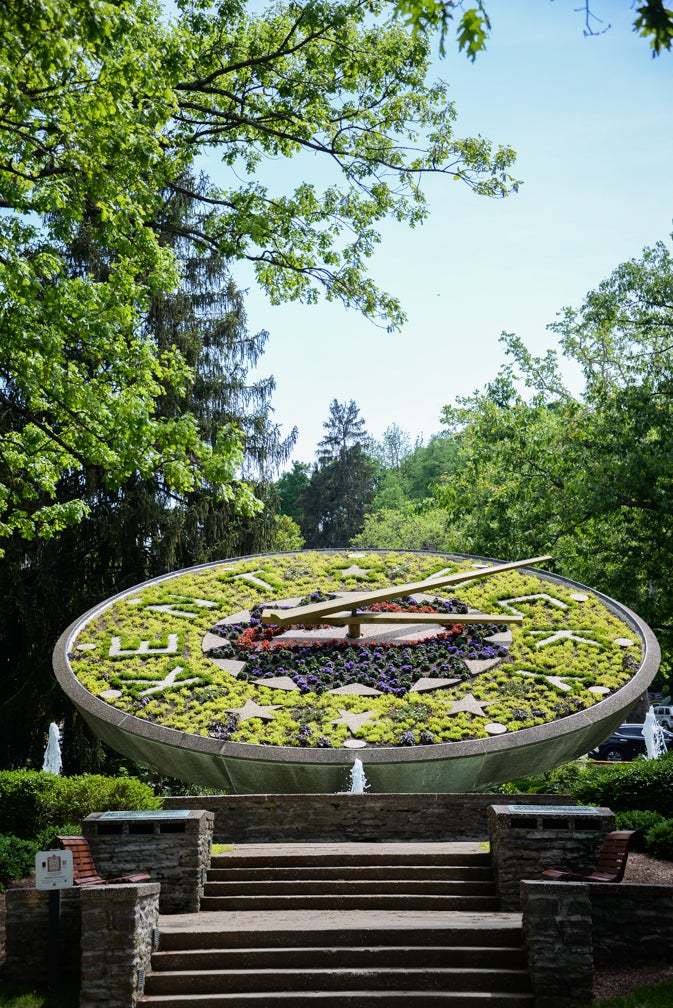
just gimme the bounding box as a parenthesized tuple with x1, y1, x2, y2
(65, 550, 644, 754)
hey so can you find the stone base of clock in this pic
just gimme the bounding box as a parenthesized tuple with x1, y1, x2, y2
(61, 675, 649, 793)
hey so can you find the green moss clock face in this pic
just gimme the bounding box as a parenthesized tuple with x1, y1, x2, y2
(66, 550, 644, 753)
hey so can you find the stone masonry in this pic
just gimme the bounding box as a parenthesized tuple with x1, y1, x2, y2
(488, 803, 615, 910)
(163, 792, 569, 844)
(79, 883, 160, 1008)
(82, 809, 213, 913)
(6, 797, 673, 1008)
(521, 881, 594, 1008)
(521, 879, 673, 1008)
(5, 887, 82, 985)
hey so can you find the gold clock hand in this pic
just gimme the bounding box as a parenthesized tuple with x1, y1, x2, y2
(295, 611, 523, 626)
(261, 554, 552, 627)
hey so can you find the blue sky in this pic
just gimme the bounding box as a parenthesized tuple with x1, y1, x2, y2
(209, 1, 673, 465)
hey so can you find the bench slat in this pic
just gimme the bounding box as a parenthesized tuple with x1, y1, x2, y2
(57, 835, 151, 887)
(540, 830, 636, 884)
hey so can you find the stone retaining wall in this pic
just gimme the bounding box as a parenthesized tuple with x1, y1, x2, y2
(9, 797, 669, 1008)
(5, 883, 159, 1007)
(521, 881, 594, 1008)
(521, 880, 673, 1008)
(163, 792, 569, 843)
(590, 882, 673, 963)
(5, 887, 82, 985)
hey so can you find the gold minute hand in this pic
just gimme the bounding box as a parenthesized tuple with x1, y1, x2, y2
(261, 555, 553, 627)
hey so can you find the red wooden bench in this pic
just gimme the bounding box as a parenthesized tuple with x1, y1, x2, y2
(541, 830, 636, 883)
(57, 836, 151, 886)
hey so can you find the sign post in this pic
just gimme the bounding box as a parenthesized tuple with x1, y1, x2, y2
(35, 850, 74, 983)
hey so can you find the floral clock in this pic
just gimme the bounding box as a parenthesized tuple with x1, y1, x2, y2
(53, 550, 660, 793)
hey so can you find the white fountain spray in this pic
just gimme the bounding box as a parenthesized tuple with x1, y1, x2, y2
(642, 707, 668, 760)
(42, 722, 63, 775)
(349, 758, 369, 793)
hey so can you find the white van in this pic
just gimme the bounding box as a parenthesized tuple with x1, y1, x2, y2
(654, 705, 673, 730)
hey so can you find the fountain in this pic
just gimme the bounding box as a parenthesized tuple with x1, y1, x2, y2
(642, 707, 667, 760)
(349, 758, 369, 793)
(42, 722, 63, 775)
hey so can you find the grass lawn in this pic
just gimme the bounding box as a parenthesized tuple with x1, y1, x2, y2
(0, 987, 78, 1008)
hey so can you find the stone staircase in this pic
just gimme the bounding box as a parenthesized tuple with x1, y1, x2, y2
(140, 842, 534, 1007)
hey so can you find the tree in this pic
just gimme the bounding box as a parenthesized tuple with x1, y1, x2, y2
(269, 514, 306, 551)
(393, 0, 673, 60)
(0, 175, 294, 771)
(351, 505, 458, 550)
(0, 0, 251, 547)
(275, 462, 312, 524)
(317, 400, 370, 464)
(366, 431, 459, 511)
(434, 237, 673, 675)
(370, 424, 414, 470)
(300, 445, 378, 547)
(0, 0, 518, 548)
(299, 400, 377, 545)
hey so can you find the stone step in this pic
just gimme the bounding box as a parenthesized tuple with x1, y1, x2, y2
(151, 945, 528, 972)
(210, 851, 492, 870)
(144, 966, 532, 996)
(199, 894, 500, 912)
(207, 864, 494, 882)
(144, 844, 531, 1008)
(139, 990, 535, 1007)
(203, 879, 496, 897)
(158, 918, 525, 952)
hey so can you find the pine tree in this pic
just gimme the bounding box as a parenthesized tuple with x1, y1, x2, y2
(317, 399, 369, 463)
(299, 401, 377, 547)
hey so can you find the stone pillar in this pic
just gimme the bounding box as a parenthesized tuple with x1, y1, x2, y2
(520, 880, 593, 1008)
(488, 803, 614, 910)
(79, 883, 160, 1008)
(83, 809, 213, 913)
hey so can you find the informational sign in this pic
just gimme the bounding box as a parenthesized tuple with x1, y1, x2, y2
(507, 805, 600, 815)
(35, 849, 73, 890)
(99, 809, 191, 819)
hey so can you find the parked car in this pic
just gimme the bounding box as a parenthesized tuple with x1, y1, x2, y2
(653, 705, 673, 730)
(588, 722, 673, 762)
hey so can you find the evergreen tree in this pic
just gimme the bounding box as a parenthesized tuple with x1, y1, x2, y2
(299, 401, 377, 546)
(317, 399, 369, 463)
(0, 175, 294, 771)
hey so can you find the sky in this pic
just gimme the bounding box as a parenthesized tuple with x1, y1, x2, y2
(205, 0, 673, 466)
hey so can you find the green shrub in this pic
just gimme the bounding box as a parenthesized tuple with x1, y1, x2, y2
(41, 775, 160, 827)
(0, 772, 57, 839)
(645, 819, 673, 860)
(0, 771, 160, 839)
(569, 754, 673, 816)
(615, 810, 666, 849)
(582, 978, 673, 1008)
(501, 761, 589, 796)
(0, 982, 79, 1008)
(0, 835, 37, 890)
(35, 824, 82, 851)
(504, 755, 673, 817)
